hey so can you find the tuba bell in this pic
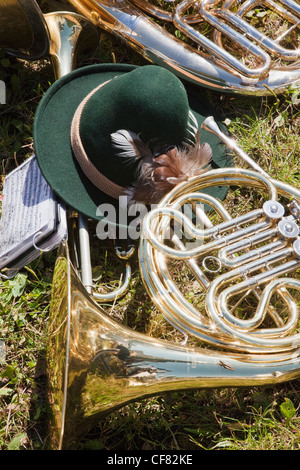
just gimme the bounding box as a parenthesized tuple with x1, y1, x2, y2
(65, 0, 300, 95)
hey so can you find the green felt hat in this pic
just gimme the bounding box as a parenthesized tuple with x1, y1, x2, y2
(33, 63, 232, 225)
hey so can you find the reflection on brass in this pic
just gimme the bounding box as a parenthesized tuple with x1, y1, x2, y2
(0, 1, 98, 78)
(0, 0, 49, 59)
(66, 0, 300, 95)
(47, 241, 300, 449)
(23, 0, 298, 449)
(44, 11, 99, 79)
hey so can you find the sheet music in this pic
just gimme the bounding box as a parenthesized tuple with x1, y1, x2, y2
(2, 202, 68, 278)
(0, 155, 67, 274)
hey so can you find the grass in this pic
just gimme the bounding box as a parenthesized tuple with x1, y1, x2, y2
(0, 0, 300, 451)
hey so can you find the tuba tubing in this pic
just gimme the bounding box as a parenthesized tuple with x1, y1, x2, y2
(65, 0, 300, 95)
(44, 10, 99, 79)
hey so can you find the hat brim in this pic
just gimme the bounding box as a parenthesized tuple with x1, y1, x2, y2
(33, 63, 232, 224)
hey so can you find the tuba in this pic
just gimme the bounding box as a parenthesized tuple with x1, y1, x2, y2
(65, 0, 300, 95)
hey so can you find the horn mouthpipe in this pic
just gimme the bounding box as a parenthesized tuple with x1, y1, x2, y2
(201, 116, 270, 179)
(44, 11, 99, 80)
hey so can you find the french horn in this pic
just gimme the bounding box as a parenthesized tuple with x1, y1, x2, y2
(46, 115, 300, 449)
(65, 0, 300, 95)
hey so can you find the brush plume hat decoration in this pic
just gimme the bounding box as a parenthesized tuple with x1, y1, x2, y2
(33, 63, 232, 225)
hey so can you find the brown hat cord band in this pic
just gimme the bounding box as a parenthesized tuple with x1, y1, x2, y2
(70, 80, 126, 200)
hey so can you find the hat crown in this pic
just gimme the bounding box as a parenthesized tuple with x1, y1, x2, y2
(78, 66, 190, 186)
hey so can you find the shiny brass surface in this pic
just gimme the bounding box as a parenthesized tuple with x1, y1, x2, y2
(47, 241, 300, 449)
(0, 1, 98, 76)
(0, 0, 50, 59)
(140, 169, 300, 352)
(44, 11, 99, 79)
(140, 117, 300, 354)
(65, 0, 300, 95)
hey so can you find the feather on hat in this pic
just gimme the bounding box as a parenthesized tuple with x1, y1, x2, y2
(111, 111, 212, 204)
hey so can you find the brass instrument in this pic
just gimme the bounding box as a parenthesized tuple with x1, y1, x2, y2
(2, 0, 299, 94)
(0, 0, 99, 77)
(46, 117, 300, 449)
(65, 0, 300, 95)
(140, 117, 300, 354)
(44, 11, 99, 79)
